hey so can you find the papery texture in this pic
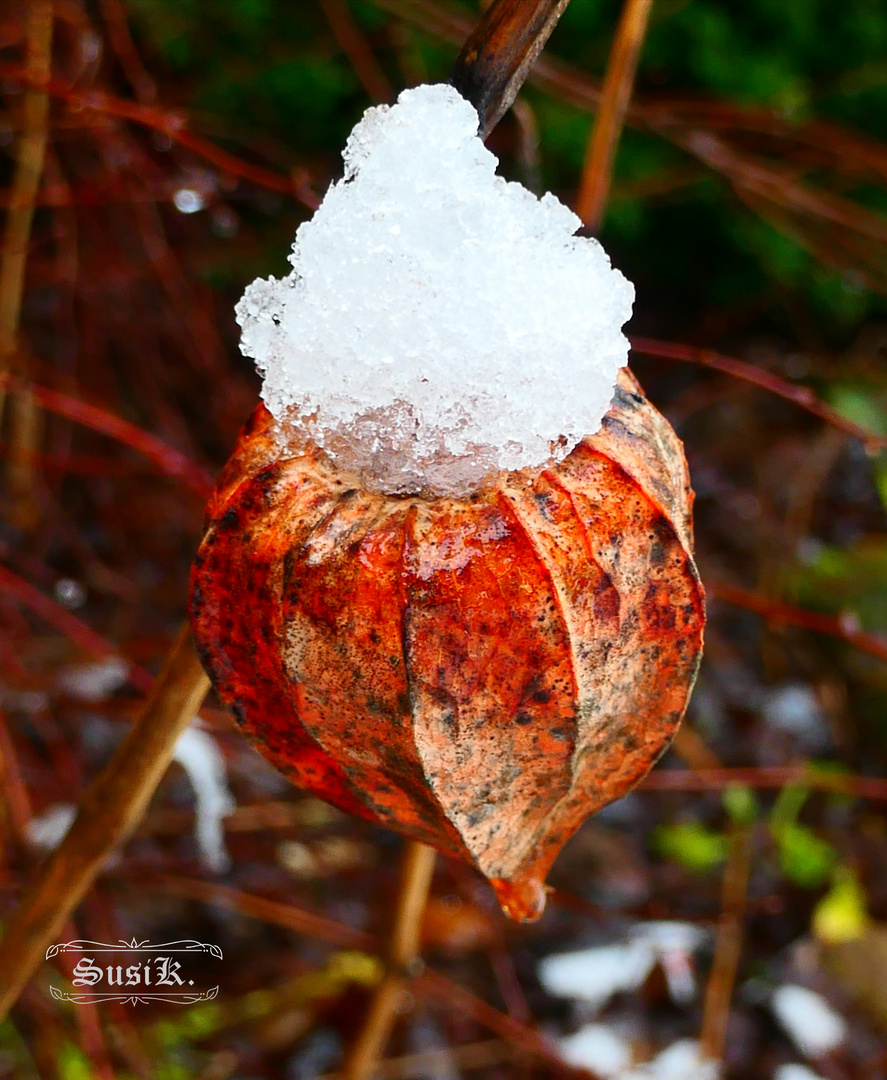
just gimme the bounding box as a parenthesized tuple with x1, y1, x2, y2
(190, 370, 704, 920)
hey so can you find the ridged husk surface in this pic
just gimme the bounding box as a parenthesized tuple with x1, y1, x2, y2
(190, 369, 704, 920)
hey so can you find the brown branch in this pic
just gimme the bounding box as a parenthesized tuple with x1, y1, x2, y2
(709, 579, 887, 665)
(153, 876, 585, 1077)
(699, 824, 753, 1062)
(1, 1, 53, 528)
(320, 0, 393, 103)
(630, 336, 887, 452)
(98, 0, 157, 104)
(575, 0, 653, 230)
(0, 65, 319, 209)
(0, 624, 210, 1021)
(343, 841, 437, 1080)
(449, 0, 571, 139)
(641, 766, 887, 801)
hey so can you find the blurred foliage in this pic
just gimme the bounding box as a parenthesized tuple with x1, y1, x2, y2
(652, 818, 728, 873)
(125, 0, 887, 337)
(770, 784, 839, 888)
(722, 783, 759, 825)
(814, 869, 870, 943)
(5, 1, 887, 1076)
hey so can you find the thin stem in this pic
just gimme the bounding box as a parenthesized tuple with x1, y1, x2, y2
(709, 579, 887, 666)
(0, 370, 215, 497)
(1, 1, 53, 527)
(342, 841, 437, 1080)
(157, 875, 376, 952)
(316, 1039, 510, 1080)
(0, 3, 52, 360)
(149, 876, 588, 1077)
(642, 766, 887, 801)
(576, 0, 653, 229)
(699, 824, 753, 1061)
(629, 335, 887, 452)
(0, 63, 318, 209)
(97, 0, 157, 104)
(320, 0, 393, 103)
(0, 706, 33, 851)
(0, 624, 210, 1021)
(449, 0, 571, 139)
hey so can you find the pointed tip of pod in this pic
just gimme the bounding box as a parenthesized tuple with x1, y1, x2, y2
(489, 874, 548, 922)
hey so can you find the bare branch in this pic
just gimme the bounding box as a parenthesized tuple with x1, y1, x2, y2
(449, 0, 571, 139)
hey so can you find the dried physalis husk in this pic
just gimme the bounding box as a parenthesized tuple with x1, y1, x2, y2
(190, 369, 704, 921)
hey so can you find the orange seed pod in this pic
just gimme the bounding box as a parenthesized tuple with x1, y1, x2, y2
(190, 369, 704, 920)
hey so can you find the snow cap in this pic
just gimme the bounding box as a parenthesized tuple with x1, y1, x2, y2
(237, 83, 634, 495)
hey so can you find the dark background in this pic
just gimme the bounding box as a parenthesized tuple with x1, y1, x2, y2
(2, 1, 887, 1077)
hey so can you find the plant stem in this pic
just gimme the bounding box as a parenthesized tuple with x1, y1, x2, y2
(0, 624, 210, 1021)
(575, 0, 653, 230)
(699, 822, 753, 1061)
(320, 0, 393, 104)
(449, 0, 571, 139)
(342, 841, 437, 1080)
(1, 0, 53, 527)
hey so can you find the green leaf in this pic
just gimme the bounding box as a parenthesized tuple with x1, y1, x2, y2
(652, 820, 728, 873)
(723, 784, 759, 825)
(58, 1043, 95, 1080)
(776, 822, 838, 888)
(828, 385, 887, 436)
(814, 868, 869, 943)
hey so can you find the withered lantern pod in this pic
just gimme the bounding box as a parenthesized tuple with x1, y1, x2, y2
(190, 368, 704, 921)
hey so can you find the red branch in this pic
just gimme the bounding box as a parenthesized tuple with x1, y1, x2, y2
(630, 336, 887, 451)
(0, 373, 214, 498)
(710, 579, 887, 664)
(0, 65, 319, 210)
(0, 563, 152, 691)
(642, 765, 887, 800)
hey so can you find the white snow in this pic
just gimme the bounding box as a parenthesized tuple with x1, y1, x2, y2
(56, 657, 129, 701)
(770, 984, 847, 1058)
(539, 939, 654, 1013)
(775, 1067, 827, 1080)
(761, 683, 828, 749)
(628, 1040, 719, 1080)
(538, 921, 706, 1013)
(558, 1031, 719, 1080)
(237, 83, 633, 496)
(633, 922, 706, 1005)
(559, 1023, 632, 1077)
(173, 725, 235, 873)
(26, 803, 76, 851)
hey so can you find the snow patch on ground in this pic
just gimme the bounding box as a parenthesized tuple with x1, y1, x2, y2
(173, 724, 235, 873)
(538, 921, 707, 1013)
(770, 984, 847, 1058)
